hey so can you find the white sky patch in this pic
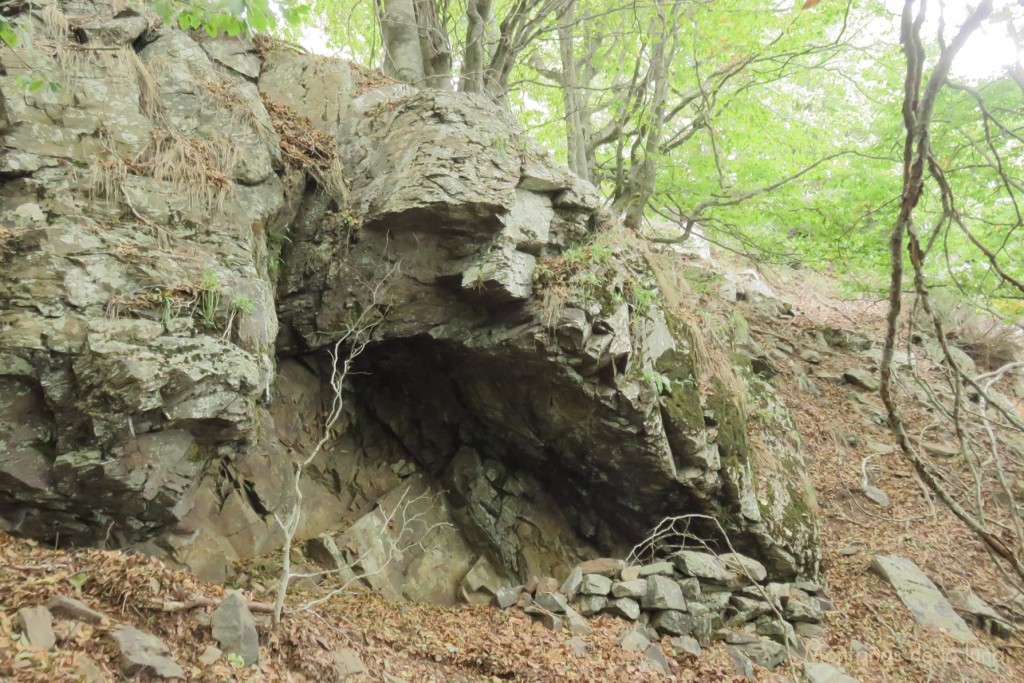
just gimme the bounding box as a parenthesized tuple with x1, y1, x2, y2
(885, 0, 1022, 81)
(300, 23, 340, 57)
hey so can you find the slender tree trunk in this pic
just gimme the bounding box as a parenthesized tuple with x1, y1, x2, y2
(558, 2, 590, 182)
(460, 0, 491, 93)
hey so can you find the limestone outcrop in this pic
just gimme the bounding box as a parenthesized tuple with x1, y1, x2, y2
(0, 0, 819, 602)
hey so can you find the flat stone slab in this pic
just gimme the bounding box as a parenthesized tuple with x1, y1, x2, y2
(16, 606, 55, 650)
(804, 662, 860, 683)
(871, 555, 976, 643)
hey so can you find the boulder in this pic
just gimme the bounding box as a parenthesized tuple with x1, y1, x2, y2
(580, 574, 613, 596)
(642, 575, 687, 611)
(577, 595, 607, 616)
(114, 626, 186, 679)
(211, 591, 260, 667)
(650, 610, 695, 636)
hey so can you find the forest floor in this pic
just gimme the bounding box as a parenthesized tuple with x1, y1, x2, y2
(3, 255, 1024, 682)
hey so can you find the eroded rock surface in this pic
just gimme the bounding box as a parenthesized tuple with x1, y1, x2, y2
(0, 0, 819, 602)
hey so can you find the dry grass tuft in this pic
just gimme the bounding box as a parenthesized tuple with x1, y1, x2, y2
(118, 47, 161, 120)
(90, 129, 237, 216)
(142, 130, 237, 215)
(641, 240, 747, 405)
(41, 3, 69, 43)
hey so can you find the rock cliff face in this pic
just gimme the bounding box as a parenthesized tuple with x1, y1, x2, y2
(0, 0, 818, 600)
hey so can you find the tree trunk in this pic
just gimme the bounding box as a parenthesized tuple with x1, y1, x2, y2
(380, 0, 426, 85)
(414, 0, 453, 90)
(460, 0, 491, 93)
(558, 2, 590, 182)
(615, 5, 677, 230)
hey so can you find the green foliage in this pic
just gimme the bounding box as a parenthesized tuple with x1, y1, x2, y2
(231, 294, 255, 315)
(151, 0, 311, 38)
(68, 571, 89, 592)
(15, 74, 60, 97)
(0, 17, 17, 48)
(629, 282, 658, 317)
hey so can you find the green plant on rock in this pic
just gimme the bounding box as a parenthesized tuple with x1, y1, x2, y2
(629, 282, 658, 316)
(642, 368, 674, 396)
(231, 294, 255, 316)
(200, 271, 221, 327)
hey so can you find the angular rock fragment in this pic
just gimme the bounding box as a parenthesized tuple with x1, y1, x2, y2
(16, 606, 55, 651)
(211, 591, 260, 667)
(534, 591, 569, 614)
(615, 626, 651, 652)
(333, 647, 367, 676)
(803, 662, 860, 683)
(580, 574, 613, 596)
(564, 606, 593, 635)
(577, 595, 607, 616)
(577, 558, 626, 577)
(871, 555, 975, 643)
(48, 596, 110, 624)
(719, 553, 768, 583)
(114, 626, 186, 679)
(643, 575, 687, 611)
(604, 597, 641, 621)
(611, 579, 647, 600)
(644, 643, 672, 676)
(650, 610, 695, 636)
(637, 561, 675, 577)
(559, 567, 583, 600)
(672, 551, 742, 586)
(739, 640, 788, 669)
(667, 635, 702, 657)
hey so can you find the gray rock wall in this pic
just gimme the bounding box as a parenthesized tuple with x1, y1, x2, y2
(0, 0, 818, 597)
